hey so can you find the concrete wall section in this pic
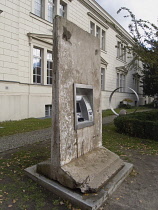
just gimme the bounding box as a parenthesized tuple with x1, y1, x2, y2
(52, 16, 102, 166)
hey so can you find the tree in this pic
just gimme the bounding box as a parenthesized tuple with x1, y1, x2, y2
(117, 7, 158, 97)
(142, 63, 158, 97)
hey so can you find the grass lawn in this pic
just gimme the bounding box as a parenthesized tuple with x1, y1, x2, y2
(0, 118, 52, 137)
(0, 123, 158, 210)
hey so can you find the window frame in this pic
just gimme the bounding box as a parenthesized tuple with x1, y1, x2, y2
(48, 0, 55, 23)
(101, 30, 105, 51)
(133, 76, 140, 93)
(33, 0, 67, 23)
(33, 47, 43, 84)
(45, 104, 52, 117)
(101, 68, 105, 91)
(47, 50, 53, 85)
(116, 72, 126, 92)
(90, 21, 95, 36)
(34, 0, 43, 18)
(89, 21, 107, 52)
(117, 41, 126, 62)
(60, 0, 67, 18)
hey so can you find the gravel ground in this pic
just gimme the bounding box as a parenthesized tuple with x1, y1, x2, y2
(102, 151, 158, 210)
(0, 128, 51, 152)
(0, 116, 115, 153)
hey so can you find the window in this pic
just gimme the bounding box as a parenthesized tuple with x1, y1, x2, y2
(96, 26, 100, 39)
(33, 47, 42, 84)
(133, 77, 139, 93)
(34, 0, 43, 17)
(33, 0, 67, 22)
(117, 42, 121, 58)
(117, 41, 126, 62)
(123, 47, 126, 62)
(117, 73, 126, 92)
(89, 22, 106, 51)
(101, 30, 105, 51)
(48, 0, 55, 23)
(90, 21, 95, 35)
(60, 1, 67, 17)
(45, 105, 52, 117)
(47, 51, 53, 84)
(101, 68, 105, 90)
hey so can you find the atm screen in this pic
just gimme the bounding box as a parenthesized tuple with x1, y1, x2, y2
(76, 102, 81, 113)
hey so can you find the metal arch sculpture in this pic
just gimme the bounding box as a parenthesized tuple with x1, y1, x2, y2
(109, 87, 140, 116)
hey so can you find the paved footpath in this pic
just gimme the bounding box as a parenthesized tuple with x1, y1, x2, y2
(0, 116, 115, 153)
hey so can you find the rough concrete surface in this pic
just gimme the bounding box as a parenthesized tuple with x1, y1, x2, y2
(52, 16, 102, 167)
(37, 147, 124, 193)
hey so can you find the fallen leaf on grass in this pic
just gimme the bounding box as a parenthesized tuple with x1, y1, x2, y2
(8, 205, 13, 207)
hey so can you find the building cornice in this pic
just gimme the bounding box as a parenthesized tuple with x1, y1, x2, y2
(116, 66, 128, 75)
(78, 0, 134, 45)
(27, 33, 53, 45)
(116, 35, 128, 45)
(101, 57, 108, 66)
(87, 12, 109, 29)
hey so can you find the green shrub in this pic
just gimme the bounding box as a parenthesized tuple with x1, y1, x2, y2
(114, 111, 158, 141)
(118, 103, 132, 109)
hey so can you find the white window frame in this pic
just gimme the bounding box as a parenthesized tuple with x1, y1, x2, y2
(90, 21, 95, 35)
(60, 0, 67, 18)
(117, 41, 126, 62)
(48, 0, 55, 23)
(33, 47, 43, 84)
(32, 0, 67, 22)
(96, 26, 100, 39)
(133, 76, 139, 93)
(29, 37, 53, 85)
(101, 68, 105, 91)
(89, 21, 107, 52)
(101, 30, 106, 51)
(47, 51, 53, 85)
(45, 104, 52, 117)
(34, 0, 43, 18)
(116, 72, 126, 92)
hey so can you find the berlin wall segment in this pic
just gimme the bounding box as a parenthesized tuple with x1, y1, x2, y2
(26, 16, 133, 209)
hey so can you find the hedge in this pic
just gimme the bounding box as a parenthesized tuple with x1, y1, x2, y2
(114, 111, 158, 141)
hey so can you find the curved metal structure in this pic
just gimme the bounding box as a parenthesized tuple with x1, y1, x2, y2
(109, 87, 140, 116)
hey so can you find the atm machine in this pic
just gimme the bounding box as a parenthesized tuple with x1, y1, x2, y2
(74, 84, 94, 129)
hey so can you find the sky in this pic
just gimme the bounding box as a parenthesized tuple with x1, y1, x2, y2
(95, 0, 158, 32)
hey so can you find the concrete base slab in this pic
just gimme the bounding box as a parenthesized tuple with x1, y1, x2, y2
(36, 147, 125, 193)
(25, 162, 133, 210)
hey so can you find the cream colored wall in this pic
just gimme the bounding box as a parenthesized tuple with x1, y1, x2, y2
(0, 0, 145, 121)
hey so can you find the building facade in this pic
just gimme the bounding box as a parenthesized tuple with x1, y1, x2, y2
(0, 0, 146, 122)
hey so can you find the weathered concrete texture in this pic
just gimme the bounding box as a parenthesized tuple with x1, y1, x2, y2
(52, 16, 102, 167)
(37, 147, 124, 193)
(25, 162, 133, 210)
